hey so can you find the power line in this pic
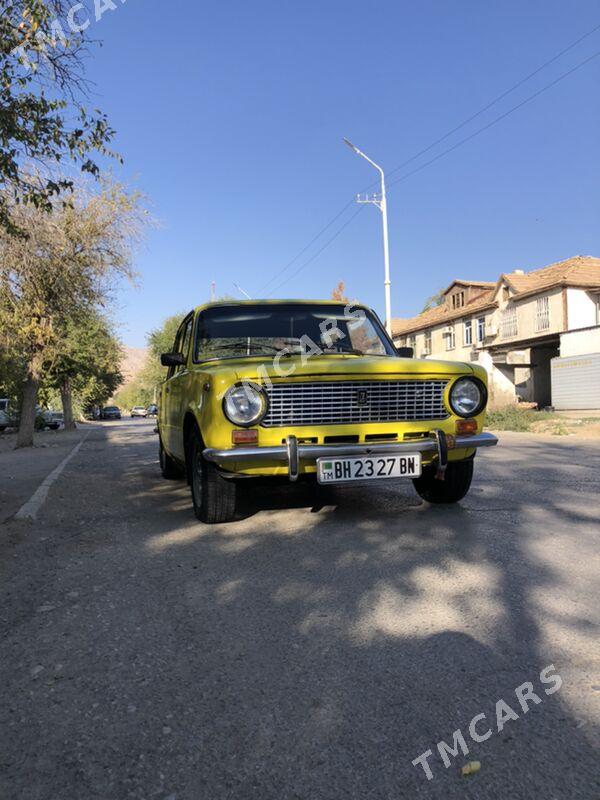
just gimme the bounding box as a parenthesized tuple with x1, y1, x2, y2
(371, 20, 600, 190)
(258, 22, 600, 296)
(258, 197, 356, 293)
(267, 205, 365, 296)
(387, 46, 600, 189)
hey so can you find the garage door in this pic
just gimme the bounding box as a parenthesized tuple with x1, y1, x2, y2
(551, 352, 600, 410)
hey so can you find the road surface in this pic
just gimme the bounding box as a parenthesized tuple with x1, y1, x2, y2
(1, 420, 599, 799)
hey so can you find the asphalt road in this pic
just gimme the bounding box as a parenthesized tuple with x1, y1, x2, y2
(1, 420, 599, 800)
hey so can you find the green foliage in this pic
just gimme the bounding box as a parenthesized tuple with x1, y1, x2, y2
(45, 308, 124, 408)
(421, 288, 446, 312)
(113, 312, 185, 409)
(112, 381, 153, 411)
(0, 1, 120, 235)
(486, 406, 563, 432)
(0, 177, 146, 445)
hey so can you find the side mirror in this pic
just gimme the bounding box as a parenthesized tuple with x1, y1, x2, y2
(396, 346, 414, 358)
(161, 352, 185, 367)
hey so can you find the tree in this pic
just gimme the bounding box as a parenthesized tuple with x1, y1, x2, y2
(0, 178, 146, 447)
(0, 1, 119, 235)
(45, 308, 123, 429)
(113, 313, 185, 409)
(331, 281, 349, 303)
(421, 288, 446, 312)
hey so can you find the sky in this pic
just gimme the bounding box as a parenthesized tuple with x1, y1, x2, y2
(82, 0, 600, 347)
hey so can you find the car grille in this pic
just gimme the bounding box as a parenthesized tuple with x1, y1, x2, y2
(262, 380, 449, 427)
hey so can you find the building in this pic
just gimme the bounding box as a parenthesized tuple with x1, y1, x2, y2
(392, 256, 600, 409)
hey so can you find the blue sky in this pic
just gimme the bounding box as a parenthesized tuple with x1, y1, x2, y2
(85, 0, 600, 347)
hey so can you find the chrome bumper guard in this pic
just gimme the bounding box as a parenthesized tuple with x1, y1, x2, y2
(203, 431, 499, 482)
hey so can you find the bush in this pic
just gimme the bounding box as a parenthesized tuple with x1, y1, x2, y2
(486, 406, 558, 432)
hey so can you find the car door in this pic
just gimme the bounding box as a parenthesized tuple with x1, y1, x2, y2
(163, 313, 194, 462)
(160, 320, 185, 456)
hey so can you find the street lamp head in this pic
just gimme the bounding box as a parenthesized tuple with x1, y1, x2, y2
(343, 137, 359, 154)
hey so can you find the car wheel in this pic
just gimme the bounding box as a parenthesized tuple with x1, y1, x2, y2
(412, 458, 474, 504)
(188, 426, 237, 524)
(159, 437, 183, 480)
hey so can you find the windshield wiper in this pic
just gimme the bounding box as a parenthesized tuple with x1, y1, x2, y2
(204, 343, 290, 355)
(321, 348, 369, 356)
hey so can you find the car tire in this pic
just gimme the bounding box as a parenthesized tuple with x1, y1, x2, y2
(412, 458, 474, 504)
(188, 426, 237, 524)
(159, 437, 183, 480)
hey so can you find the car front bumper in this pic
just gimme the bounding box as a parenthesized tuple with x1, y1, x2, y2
(203, 431, 499, 481)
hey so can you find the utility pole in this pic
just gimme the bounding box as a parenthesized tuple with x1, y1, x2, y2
(343, 138, 392, 335)
(210, 281, 216, 302)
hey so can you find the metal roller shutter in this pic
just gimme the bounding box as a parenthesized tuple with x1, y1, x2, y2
(551, 353, 600, 410)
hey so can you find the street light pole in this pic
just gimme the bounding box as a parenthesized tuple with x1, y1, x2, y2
(343, 138, 393, 336)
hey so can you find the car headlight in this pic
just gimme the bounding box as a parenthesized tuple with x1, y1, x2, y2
(223, 383, 267, 427)
(449, 377, 487, 417)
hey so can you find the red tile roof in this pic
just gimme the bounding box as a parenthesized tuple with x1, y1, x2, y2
(391, 255, 600, 337)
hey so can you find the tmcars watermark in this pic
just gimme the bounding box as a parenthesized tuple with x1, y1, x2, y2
(216, 302, 369, 401)
(411, 664, 563, 781)
(13, 0, 129, 69)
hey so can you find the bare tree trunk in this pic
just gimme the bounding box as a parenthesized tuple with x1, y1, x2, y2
(16, 373, 40, 449)
(60, 378, 76, 430)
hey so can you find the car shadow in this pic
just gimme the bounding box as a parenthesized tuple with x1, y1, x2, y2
(1, 423, 598, 800)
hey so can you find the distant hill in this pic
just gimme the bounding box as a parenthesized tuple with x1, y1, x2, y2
(120, 346, 148, 385)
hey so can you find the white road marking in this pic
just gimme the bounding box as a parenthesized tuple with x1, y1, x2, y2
(15, 434, 89, 521)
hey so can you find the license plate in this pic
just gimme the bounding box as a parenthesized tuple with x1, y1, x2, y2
(316, 453, 422, 484)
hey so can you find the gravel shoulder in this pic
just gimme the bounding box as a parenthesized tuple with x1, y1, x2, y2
(0, 426, 94, 524)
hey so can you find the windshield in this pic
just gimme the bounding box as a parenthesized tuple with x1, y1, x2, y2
(193, 303, 395, 362)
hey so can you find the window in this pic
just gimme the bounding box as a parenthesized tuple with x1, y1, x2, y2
(451, 291, 465, 310)
(168, 313, 193, 377)
(463, 320, 472, 346)
(501, 306, 518, 338)
(445, 325, 455, 350)
(180, 315, 194, 361)
(423, 330, 432, 355)
(596, 294, 600, 324)
(535, 296, 550, 332)
(477, 317, 486, 342)
(409, 335, 417, 352)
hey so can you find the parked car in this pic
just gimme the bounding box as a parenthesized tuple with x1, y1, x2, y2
(42, 409, 64, 430)
(146, 404, 158, 418)
(0, 398, 18, 429)
(131, 406, 148, 418)
(101, 406, 122, 420)
(158, 300, 498, 523)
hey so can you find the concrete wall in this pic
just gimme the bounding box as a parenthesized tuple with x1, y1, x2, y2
(566, 289, 598, 330)
(491, 287, 563, 344)
(560, 326, 600, 357)
(476, 352, 517, 408)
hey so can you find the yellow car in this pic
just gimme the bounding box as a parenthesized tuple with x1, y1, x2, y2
(158, 300, 498, 522)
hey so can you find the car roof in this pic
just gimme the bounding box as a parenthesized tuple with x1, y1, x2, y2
(192, 299, 355, 315)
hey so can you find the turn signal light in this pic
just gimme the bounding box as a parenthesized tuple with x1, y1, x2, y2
(456, 419, 478, 435)
(232, 429, 258, 445)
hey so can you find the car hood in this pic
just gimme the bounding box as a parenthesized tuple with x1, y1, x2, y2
(199, 354, 475, 387)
